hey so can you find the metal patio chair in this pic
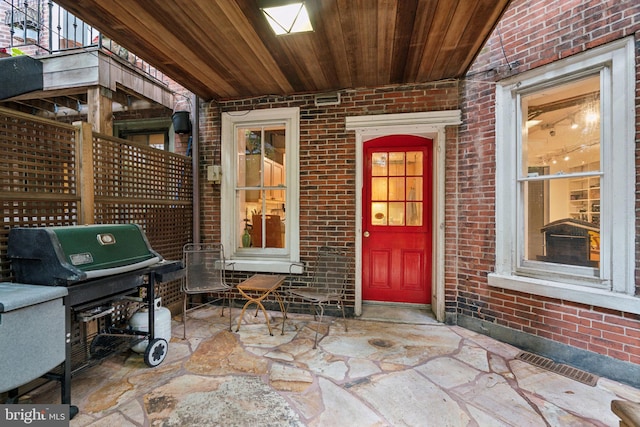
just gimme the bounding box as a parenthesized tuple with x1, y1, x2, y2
(283, 246, 351, 348)
(182, 243, 235, 338)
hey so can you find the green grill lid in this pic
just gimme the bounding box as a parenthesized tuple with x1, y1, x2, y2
(51, 224, 157, 271)
(8, 224, 162, 286)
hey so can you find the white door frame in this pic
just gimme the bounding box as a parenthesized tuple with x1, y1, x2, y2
(345, 110, 461, 321)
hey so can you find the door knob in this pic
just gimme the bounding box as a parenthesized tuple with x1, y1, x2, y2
(363, 231, 370, 238)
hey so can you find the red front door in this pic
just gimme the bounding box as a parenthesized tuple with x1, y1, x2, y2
(362, 135, 432, 304)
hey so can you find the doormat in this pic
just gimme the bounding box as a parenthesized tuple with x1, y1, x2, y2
(516, 351, 599, 387)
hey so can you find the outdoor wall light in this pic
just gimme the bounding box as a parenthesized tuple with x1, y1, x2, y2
(207, 165, 221, 184)
(260, 1, 313, 35)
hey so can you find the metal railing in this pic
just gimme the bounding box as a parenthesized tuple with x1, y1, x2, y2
(2, 0, 166, 82)
(3, 0, 43, 48)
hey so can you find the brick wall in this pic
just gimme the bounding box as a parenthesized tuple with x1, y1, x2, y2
(195, 0, 639, 367)
(457, 0, 640, 364)
(197, 82, 459, 294)
(199, 101, 222, 245)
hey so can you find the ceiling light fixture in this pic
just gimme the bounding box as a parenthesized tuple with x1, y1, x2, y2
(526, 119, 541, 129)
(570, 116, 579, 129)
(585, 111, 599, 124)
(260, 1, 313, 35)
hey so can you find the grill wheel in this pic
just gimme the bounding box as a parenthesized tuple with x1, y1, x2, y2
(144, 338, 168, 367)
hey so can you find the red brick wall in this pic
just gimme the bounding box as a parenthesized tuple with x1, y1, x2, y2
(197, 82, 459, 289)
(458, 0, 640, 364)
(199, 101, 222, 245)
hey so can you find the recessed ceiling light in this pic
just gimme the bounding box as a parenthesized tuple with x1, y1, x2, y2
(260, 1, 313, 35)
(585, 111, 599, 124)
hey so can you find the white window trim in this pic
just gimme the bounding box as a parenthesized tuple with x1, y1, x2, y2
(489, 37, 637, 313)
(221, 107, 301, 273)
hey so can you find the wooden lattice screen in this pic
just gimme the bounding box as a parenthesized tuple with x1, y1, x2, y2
(0, 109, 79, 281)
(90, 132, 193, 307)
(0, 108, 193, 309)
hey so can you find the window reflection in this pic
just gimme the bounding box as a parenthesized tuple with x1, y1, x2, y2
(371, 177, 387, 200)
(522, 75, 600, 267)
(389, 152, 404, 176)
(237, 126, 286, 249)
(408, 178, 423, 200)
(372, 153, 387, 176)
(389, 177, 404, 201)
(371, 202, 387, 225)
(407, 151, 422, 175)
(389, 202, 404, 225)
(407, 202, 422, 226)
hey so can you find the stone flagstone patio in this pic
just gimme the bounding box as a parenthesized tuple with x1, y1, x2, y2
(23, 305, 640, 426)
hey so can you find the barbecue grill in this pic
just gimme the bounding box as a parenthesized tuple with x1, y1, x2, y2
(8, 223, 162, 287)
(6, 224, 184, 415)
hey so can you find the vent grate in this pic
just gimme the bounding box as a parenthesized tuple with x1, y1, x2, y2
(516, 351, 598, 387)
(314, 92, 340, 107)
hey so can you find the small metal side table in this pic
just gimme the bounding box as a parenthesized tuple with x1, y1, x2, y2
(235, 274, 286, 335)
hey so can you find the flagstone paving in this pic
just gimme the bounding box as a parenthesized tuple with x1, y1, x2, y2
(24, 306, 640, 426)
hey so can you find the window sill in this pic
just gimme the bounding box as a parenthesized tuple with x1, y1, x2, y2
(488, 273, 640, 315)
(228, 259, 304, 274)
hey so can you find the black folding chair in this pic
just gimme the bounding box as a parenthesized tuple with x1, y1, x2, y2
(283, 246, 350, 348)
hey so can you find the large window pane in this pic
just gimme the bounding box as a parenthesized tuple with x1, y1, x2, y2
(523, 76, 600, 175)
(521, 75, 600, 269)
(237, 125, 286, 249)
(493, 39, 635, 299)
(222, 107, 300, 270)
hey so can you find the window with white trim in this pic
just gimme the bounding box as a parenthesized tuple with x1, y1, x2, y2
(221, 108, 300, 273)
(489, 38, 636, 312)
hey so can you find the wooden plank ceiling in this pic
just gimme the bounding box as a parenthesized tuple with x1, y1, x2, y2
(53, 0, 511, 101)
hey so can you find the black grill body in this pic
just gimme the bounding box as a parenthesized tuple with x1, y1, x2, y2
(4, 224, 184, 418)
